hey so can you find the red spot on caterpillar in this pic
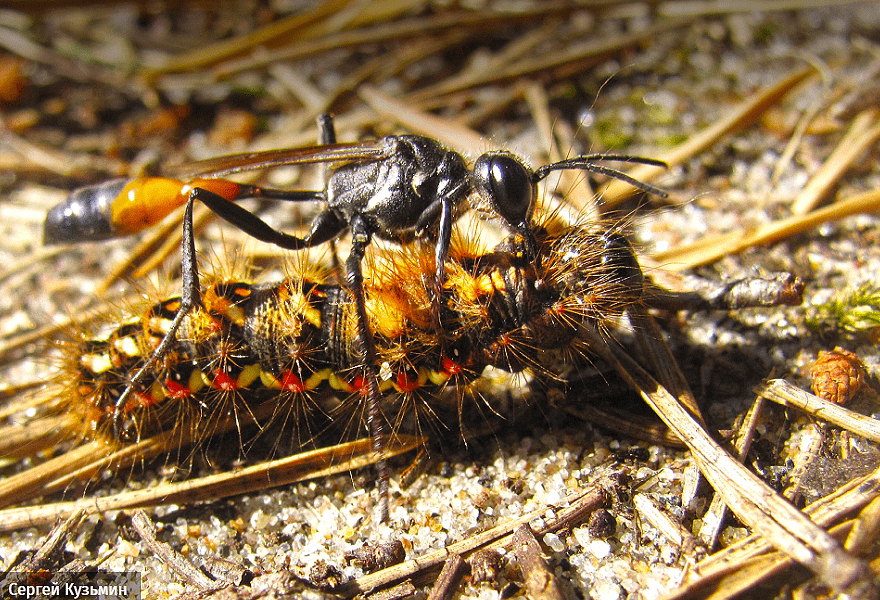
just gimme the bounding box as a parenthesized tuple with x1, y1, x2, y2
(212, 371, 238, 391)
(164, 378, 192, 399)
(280, 371, 305, 393)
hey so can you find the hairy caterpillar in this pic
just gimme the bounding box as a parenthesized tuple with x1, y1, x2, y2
(62, 218, 643, 451)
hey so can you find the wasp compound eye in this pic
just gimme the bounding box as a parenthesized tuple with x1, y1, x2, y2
(473, 152, 536, 231)
(600, 233, 644, 298)
(44, 179, 127, 244)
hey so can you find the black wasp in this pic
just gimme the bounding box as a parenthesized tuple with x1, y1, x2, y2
(44, 114, 667, 519)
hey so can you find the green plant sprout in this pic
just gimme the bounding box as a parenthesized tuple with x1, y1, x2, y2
(808, 283, 880, 336)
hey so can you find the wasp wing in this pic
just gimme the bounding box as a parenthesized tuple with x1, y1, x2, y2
(166, 140, 391, 179)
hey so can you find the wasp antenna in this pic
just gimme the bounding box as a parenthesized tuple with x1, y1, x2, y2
(533, 156, 668, 179)
(583, 154, 668, 168)
(535, 155, 668, 178)
(584, 163, 668, 198)
(533, 157, 668, 198)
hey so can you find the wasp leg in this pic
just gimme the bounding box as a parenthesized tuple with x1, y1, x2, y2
(316, 114, 344, 279)
(112, 197, 204, 439)
(347, 214, 390, 522)
(192, 186, 344, 250)
(319, 113, 388, 514)
(252, 188, 330, 202)
(318, 113, 337, 145)
(412, 197, 452, 356)
(198, 182, 391, 520)
(111, 185, 344, 439)
(412, 197, 454, 287)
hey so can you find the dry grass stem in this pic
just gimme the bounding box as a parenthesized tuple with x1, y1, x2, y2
(145, 0, 378, 77)
(425, 553, 465, 600)
(600, 65, 817, 205)
(0, 385, 59, 421)
(697, 396, 765, 550)
(783, 422, 829, 504)
(564, 404, 686, 448)
(0, 414, 68, 460)
(0, 441, 113, 509)
(0, 435, 420, 532)
(844, 494, 880, 556)
(338, 480, 610, 595)
(0, 393, 410, 509)
(205, 4, 554, 82)
(671, 473, 880, 600)
(580, 323, 873, 594)
(0, 245, 65, 286)
(513, 524, 566, 600)
(634, 493, 697, 550)
(418, 16, 694, 103)
(629, 308, 702, 422)
(667, 444, 880, 597)
(0, 122, 126, 178)
(653, 188, 880, 269)
(760, 379, 880, 443)
(131, 509, 219, 591)
(791, 107, 880, 214)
